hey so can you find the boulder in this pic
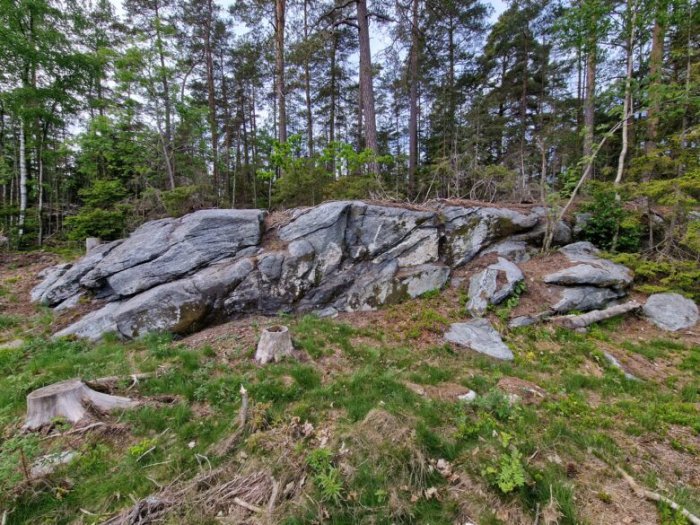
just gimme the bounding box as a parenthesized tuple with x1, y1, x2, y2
(82, 209, 265, 298)
(642, 293, 698, 331)
(444, 319, 514, 360)
(544, 244, 633, 289)
(36, 240, 122, 306)
(551, 286, 626, 314)
(466, 258, 524, 316)
(442, 206, 542, 267)
(35, 201, 549, 341)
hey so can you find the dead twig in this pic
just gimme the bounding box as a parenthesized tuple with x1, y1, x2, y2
(617, 467, 700, 525)
(233, 497, 263, 513)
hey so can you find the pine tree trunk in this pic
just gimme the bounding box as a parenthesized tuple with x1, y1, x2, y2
(303, 0, 313, 155)
(275, 0, 287, 144)
(356, 0, 378, 169)
(154, 0, 175, 189)
(646, 3, 666, 154)
(204, 0, 219, 197)
(583, 45, 596, 160)
(407, 0, 420, 199)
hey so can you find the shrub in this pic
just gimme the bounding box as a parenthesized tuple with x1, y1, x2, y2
(580, 184, 641, 252)
(65, 207, 127, 240)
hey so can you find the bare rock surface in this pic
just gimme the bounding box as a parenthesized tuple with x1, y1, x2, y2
(33, 201, 614, 341)
(466, 257, 524, 316)
(444, 319, 514, 360)
(642, 293, 698, 331)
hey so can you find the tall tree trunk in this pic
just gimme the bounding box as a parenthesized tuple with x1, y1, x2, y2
(329, 29, 338, 175)
(303, 0, 313, 155)
(519, 27, 530, 200)
(614, 0, 636, 190)
(583, 44, 597, 159)
(154, 0, 175, 189)
(611, 0, 637, 252)
(18, 121, 27, 239)
(356, 0, 378, 169)
(645, 1, 666, 154)
(204, 0, 219, 198)
(275, 0, 287, 144)
(407, 0, 420, 199)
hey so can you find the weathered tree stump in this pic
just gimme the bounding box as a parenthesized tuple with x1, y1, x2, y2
(24, 379, 138, 430)
(255, 325, 294, 364)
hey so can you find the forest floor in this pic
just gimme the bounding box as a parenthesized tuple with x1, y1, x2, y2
(0, 251, 699, 524)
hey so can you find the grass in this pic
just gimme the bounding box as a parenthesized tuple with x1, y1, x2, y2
(1, 274, 699, 524)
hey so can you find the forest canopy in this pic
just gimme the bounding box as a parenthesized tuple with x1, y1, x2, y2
(0, 0, 698, 260)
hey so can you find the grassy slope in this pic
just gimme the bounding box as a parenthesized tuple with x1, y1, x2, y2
(0, 253, 699, 524)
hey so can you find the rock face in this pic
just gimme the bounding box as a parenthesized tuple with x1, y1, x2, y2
(37, 201, 550, 340)
(642, 293, 698, 331)
(444, 319, 514, 360)
(466, 257, 524, 316)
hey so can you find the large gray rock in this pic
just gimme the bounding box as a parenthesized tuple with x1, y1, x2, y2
(35, 241, 122, 306)
(55, 301, 121, 341)
(442, 206, 542, 267)
(36, 201, 548, 341)
(544, 243, 633, 289)
(551, 286, 626, 314)
(466, 258, 524, 316)
(642, 293, 698, 331)
(445, 319, 514, 360)
(81, 209, 265, 298)
(544, 262, 633, 289)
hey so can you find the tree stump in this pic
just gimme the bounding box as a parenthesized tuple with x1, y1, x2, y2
(255, 325, 294, 364)
(24, 379, 138, 430)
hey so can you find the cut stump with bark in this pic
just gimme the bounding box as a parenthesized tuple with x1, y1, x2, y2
(255, 325, 294, 364)
(24, 379, 138, 430)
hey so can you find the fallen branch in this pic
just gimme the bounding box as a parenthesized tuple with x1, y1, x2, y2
(233, 497, 263, 513)
(617, 467, 700, 525)
(550, 301, 641, 329)
(86, 373, 152, 391)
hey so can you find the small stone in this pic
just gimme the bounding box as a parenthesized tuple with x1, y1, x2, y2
(30, 451, 78, 477)
(457, 390, 477, 403)
(603, 352, 637, 380)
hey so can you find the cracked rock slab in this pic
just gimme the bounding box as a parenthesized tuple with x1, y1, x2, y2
(444, 319, 514, 360)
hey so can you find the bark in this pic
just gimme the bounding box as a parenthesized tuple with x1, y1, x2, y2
(204, 0, 219, 196)
(329, 29, 338, 174)
(154, 0, 175, 189)
(645, 1, 666, 155)
(614, 1, 636, 189)
(303, 0, 314, 155)
(275, 0, 287, 143)
(551, 301, 641, 329)
(583, 44, 597, 159)
(18, 121, 27, 239)
(612, 0, 637, 252)
(356, 0, 378, 167)
(407, 0, 420, 199)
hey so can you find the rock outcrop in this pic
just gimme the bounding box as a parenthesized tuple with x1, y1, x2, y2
(37, 201, 550, 340)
